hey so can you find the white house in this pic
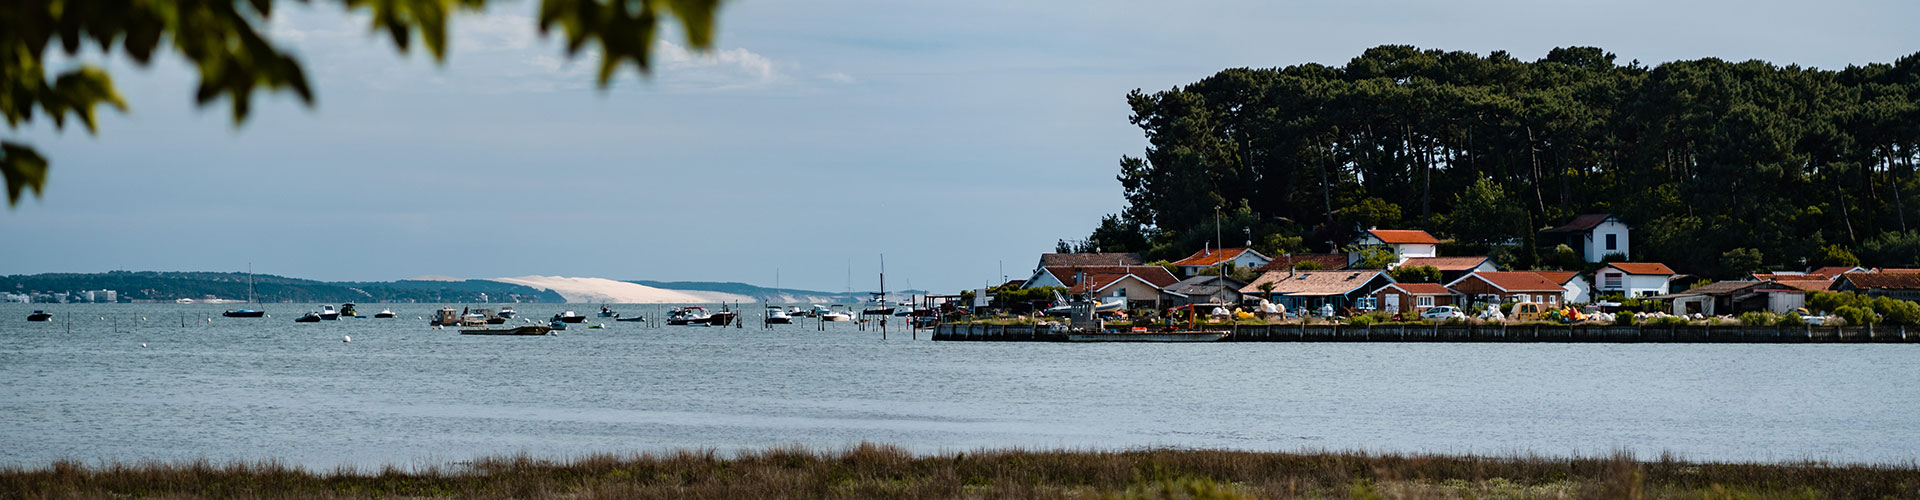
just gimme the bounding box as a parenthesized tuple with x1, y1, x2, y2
(1347, 229, 1439, 268)
(1531, 271, 1593, 304)
(1169, 247, 1271, 277)
(1540, 214, 1631, 263)
(1595, 262, 1674, 297)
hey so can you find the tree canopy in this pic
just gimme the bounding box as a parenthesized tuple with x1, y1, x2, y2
(1093, 45, 1920, 278)
(2, 0, 723, 206)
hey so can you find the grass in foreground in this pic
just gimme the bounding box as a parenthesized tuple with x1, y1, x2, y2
(4, 444, 1916, 499)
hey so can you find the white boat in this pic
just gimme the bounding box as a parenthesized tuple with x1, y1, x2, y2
(318, 305, 340, 320)
(821, 304, 854, 322)
(553, 311, 587, 323)
(1042, 293, 1125, 316)
(766, 305, 793, 324)
(497, 307, 516, 319)
(373, 309, 396, 318)
(666, 306, 712, 326)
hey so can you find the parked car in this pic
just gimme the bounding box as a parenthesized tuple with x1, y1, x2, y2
(1799, 312, 1827, 326)
(1508, 301, 1546, 322)
(1419, 306, 1465, 321)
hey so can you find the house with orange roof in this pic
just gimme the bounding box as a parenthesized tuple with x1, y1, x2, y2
(1595, 262, 1675, 298)
(1529, 271, 1592, 304)
(1539, 214, 1631, 263)
(1346, 228, 1439, 268)
(1445, 271, 1568, 306)
(1368, 282, 1459, 314)
(1398, 256, 1499, 283)
(1835, 273, 1920, 301)
(1239, 269, 1394, 315)
(1168, 247, 1271, 277)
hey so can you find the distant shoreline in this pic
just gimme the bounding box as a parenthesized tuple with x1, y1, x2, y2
(5, 445, 1913, 498)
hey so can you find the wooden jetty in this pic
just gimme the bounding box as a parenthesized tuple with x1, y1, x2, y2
(931, 323, 1918, 344)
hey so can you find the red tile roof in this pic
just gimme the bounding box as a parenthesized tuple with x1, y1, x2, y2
(1541, 214, 1618, 233)
(1876, 268, 1920, 274)
(1530, 271, 1580, 285)
(1380, 282, 1454, 295)
(1773, 279, 1836, 292)
(1841, 272, 1920, 290)
(1239, 270, 1387, 296)
(1809, 266, 1865, 278)
(1365, 229, 1440, 245)
(1605, 262, 1675, 275)
(1399, 256, 1493, 271)
(1255, 254, 1348, 272)
(1170, 247, 1262, 267)
(1456, 271, 1565, 293)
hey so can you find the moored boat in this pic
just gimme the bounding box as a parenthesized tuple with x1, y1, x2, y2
(820, 304, 854, 322)
(766, 305, 793, 324)
(294, 312, 323, 323)
(497, 307, 517, 319)
(373, 309, 396, 318)
(666, 306, 711, 325)
(223, 309, 266, 318)
(614, 315, 647, 322)
(554, 311, 587, 323)
(598, 305, 620, 318)
(319, 305, 340, 321)
(460, 325, 553, 336)
(27, 310, 52, 322)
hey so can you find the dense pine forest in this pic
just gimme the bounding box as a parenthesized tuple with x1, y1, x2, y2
(1082, 46, 1920, 277)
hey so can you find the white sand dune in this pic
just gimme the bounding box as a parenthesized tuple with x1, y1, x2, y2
(486, 276, 753, 304)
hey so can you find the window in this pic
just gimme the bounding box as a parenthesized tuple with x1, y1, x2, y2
(1546, 295, 1558, 305)
(1605, 233, 1618, 251)
(1416, 295, 1434, 308)
(1603, 272, 1623, 289)
(1114, 288, 1126, 298)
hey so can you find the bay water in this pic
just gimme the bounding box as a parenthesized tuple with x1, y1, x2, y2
(2, 303, 1915, 469)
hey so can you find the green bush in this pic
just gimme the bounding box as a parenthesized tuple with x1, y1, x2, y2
(1738, 311, 1783, 326)
(1388, 265, 1442, 283)
(1613, 311, 1635, 326)
(1871, 296, 1920, 325)
(1644, 316, 1690, 326)
(1348, 315, 1376, 326)
(1835, 305, 1881, 326)
(1775, 312, 1805, 326)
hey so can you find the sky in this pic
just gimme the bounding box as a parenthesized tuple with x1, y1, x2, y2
(4, 0, 1916, 293)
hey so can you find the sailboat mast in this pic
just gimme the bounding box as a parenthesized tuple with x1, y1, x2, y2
(880, 254, 886, 305)
(247, 262, 255, 305)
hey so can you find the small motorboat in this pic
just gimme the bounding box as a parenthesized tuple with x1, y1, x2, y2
(339, 303, 359, 317)
(548, 319, 568, 331)
(223, 309, 266, 318)
(294, 312, 323, 323)
(598, 305, 620, 318)
(821, 304, 854, 322)
(27, 310, 53, 322)
(666, 306, 711, 326)
(709, 305, 737, 327)
(614, 315, 647, 322)
(553, 311, 587, 323)
(460, 325, 553, 336)
(373, 309, 396, 318)
(766, 305, 793, 324)
(319, 305, 340, 321)
(497, 307, 517, 319)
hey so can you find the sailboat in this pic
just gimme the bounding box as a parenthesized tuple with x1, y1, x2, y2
(224, 264, 266, 318)
(862, 255, 895, 316)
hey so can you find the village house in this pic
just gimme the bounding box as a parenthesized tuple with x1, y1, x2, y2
(1346, 229, 1439, 268)
(1445, 271, 1568, 306)
(1239, 269, 1394, 315)
(1255, 254, 1348, 272)
(1032, 252, 1144, 275)
(1368, 282, 1458, 314)
(1652, 281, 1799, 316)
(1530, 271, 1592, 304)
(1539, 214, 1631, 263)
(1164, 275, 1246, 306)
(1398, 256, 1500, 283)
(1595, 262, 1675, 298)
(1025, 265, 1180, 310)
(1169, 247, 1272, 277)
(1834, 273, 1920, 301)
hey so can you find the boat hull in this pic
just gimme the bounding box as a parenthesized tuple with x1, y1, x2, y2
(27, 313, 52, 322)
(222, 310, 266, 318)
(556, 316, 587, 324)
(460, 325, 554, 336)
(614, 316, 647, 322)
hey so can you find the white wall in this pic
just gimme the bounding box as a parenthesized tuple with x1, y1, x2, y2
(1562, 277, 1593, 304)
(1584, 220, 1631, 262)
(1231, 251, 1270, 270)
(1596, 270, 1669, 297)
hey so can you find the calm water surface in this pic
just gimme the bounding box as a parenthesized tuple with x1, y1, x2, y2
(2, 303, 1915, 469)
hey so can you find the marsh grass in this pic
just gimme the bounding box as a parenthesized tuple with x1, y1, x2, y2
(4, 444, 1914, 499)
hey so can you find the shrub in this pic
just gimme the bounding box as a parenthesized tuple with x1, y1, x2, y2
(1738, 312, 1775, 326)
(1388, 265, 1442, 283)
(1775, 312, 1805, 326)
(1644, 316, 1690, 326)
(1613, 311, 1635, 326)
(1871, 296, 1920, 325)
(1348, 315, 1377, 326)
(1835, 305, 1881, 326)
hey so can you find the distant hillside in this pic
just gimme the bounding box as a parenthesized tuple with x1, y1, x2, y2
(2, 271, 563, 303)
(630, 280, 928, 304)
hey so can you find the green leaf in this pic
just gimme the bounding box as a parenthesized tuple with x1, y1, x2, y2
(1, 142, 49, 205)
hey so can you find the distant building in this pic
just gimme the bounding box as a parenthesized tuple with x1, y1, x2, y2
(82, 290, 117, 303)
(1346, 229, 1439, 268)
(1529, 271, 1592, 304)
(1594, 262, 1675, 298)
(1368, 282, 1458, 314)
(1, 293, 28, 303)
(1651, 281, 1794, 315)
(1445, 271, 1567, 306)
(1240, 269, 1394, 314)
(1834, 273, 1920, 301)
(1163, 275, 1246, 306)
(1168, 247, 1271, 277)
(1398, 256, 1500, 283)
(1540, 214, 1631, 263)
(1033, 252, 1144, 274)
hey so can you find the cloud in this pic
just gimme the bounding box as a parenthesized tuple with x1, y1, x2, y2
(651, 41, 787, 90)
(822, 72, 856, 84)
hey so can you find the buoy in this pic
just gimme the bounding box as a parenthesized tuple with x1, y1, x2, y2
(343, 335, 351, 343)
(140, 343, 147, 348)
